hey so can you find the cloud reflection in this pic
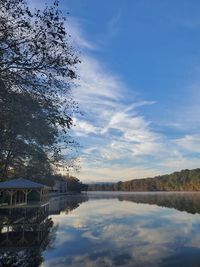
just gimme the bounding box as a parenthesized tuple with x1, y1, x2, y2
(43, 193, 200, 267)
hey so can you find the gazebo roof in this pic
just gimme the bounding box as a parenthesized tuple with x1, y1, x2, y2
(0, 178, 47, 189)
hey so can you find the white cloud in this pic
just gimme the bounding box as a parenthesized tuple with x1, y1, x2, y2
(73, 118, 100, 136)
(71, 53, 162, 162)
(74, 54, 123, 101)
(175, 134, 200, 152)
(102, 109, 159, 144)
(76, 165, 162, 183)
(67, 17, 97, 51)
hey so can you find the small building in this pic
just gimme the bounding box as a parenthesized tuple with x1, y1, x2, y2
(0, 178, 49, 208)
(52, 179, 68, 193)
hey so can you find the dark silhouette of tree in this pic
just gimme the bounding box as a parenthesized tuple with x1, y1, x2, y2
(0, 0, 80, 180)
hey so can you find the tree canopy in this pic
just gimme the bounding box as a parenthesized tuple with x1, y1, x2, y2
(0, 0, 80, 181)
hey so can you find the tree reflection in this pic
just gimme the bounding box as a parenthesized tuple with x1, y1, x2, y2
(0, 194, 89, 266)
(118, 193, 200, 214)
(0, 205, 53, 267)
(49, 194, 88, 215)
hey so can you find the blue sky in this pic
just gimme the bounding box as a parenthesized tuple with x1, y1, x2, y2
(30, 0, 200, 182)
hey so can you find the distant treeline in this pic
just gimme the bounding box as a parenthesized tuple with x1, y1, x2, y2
(88, 169, 200, 191)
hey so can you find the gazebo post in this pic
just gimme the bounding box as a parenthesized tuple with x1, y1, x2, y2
(2, 190, 4, 203)
(10, 190, 13, 206)
(25, 190, 28, 204)
(40, 189, 42, 202)
(14, 191, 17, 205)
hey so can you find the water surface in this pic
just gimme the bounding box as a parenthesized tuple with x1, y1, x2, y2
(45, 192, 200, 267)
(2, 192, 200, 267)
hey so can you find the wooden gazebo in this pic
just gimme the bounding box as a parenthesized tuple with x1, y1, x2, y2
(0, 178, 49, 208)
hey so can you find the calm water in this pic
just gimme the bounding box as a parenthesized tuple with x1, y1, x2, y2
(2, 192, 200, 267)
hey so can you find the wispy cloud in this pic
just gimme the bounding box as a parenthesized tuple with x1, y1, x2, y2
(175, 134, 200, 153)
(105, 11, 122, 39)
(67, 18, 98, 51)
(67, 18, 200, 182)
(66, 24, 165, 181)
(77, 165, 163, 183)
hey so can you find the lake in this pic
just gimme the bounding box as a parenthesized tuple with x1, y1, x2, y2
(2, 192, 200, 267)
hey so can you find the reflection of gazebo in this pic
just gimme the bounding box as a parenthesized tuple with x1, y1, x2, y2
(0, 205, 53, 266)
(0, 178, 49, 208)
